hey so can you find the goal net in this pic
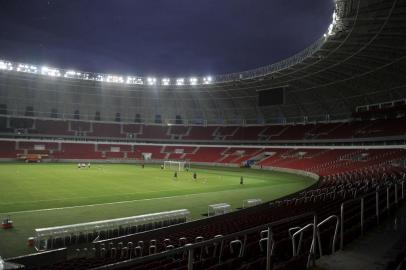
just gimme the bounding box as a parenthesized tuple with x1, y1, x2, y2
(163, 160, 188, 171)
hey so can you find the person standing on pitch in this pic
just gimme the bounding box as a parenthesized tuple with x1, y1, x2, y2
(193, 172, 197, 180)
(174, 171, 177, 179)
(240, 176, 244, 185)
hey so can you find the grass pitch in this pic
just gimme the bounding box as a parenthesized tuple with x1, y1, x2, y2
(0, 163, 316, 258)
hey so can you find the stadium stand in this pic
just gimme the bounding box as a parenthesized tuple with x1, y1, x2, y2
(35, 119, 74, 136)
(70, 121, 92, 134)
(122, 124, 143, 137)
(138, 126, 171, 140)
(54, 143, 103, 160)
(0, 141, 22, 158)
(4, 139, 406, 179)
(183, 126, 217, 141)
(13, 163, 405, 270)
(226, 126, 266, 141)
(0, 115, 405, 142)
(169, 126, 191, 139)
(89, 123, 125, 138)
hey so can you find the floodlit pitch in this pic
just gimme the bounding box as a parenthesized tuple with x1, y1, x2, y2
(0, 163, 315, 258)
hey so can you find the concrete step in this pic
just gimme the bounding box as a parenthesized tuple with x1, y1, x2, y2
(314, 203, 406, 270)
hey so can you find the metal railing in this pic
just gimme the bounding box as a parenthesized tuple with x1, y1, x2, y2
(316, 215, 340, 257)
(291, 223, 314, 257)
(340, 182, 405, 250)
(90, 212, 317, 270)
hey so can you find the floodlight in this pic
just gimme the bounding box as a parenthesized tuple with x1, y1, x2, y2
(203, 76, 212, 84)
(64, 70, 77, 78)
(41, 66, 61, 77)
(176, 78, 185, 86)
(0, 61, 13, 71)
(96, 75, 104, 82)
(17, 64, 37, 73)
(126, 76, 143, 85)
(41, 66, 49, 74)
(327, 24, 334, 36)
(106, 75, 124, 83)
(28, 65, 37, 73)
(126, 76, 134, 84)
(147, 77, 157, 85)
(126, 76, 142, 84)
(326, 11, 338, 36)
(1, 59, 220, 86)
(162, 78, 170, 86)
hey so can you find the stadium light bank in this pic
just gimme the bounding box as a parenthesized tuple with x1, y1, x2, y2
(0, 59, 213, 87)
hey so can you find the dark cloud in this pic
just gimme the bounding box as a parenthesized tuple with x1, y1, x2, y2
(0, 0, 334, 76)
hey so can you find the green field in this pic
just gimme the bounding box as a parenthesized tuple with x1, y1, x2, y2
(0, 163, 316, 258)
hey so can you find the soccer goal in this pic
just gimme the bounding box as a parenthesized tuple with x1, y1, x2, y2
(163, 160, 189, 171)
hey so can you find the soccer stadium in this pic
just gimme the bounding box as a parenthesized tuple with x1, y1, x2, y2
(0, 0, 406, 269)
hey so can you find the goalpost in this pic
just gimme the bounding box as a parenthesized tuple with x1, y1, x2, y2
(163, 160, 190, 171)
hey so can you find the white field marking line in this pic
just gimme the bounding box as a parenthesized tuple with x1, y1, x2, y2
(0, 186, 200, 204)
(0, 184, 277, 215)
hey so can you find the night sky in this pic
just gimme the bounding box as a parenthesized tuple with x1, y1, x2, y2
(0, 0, 334, 77)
